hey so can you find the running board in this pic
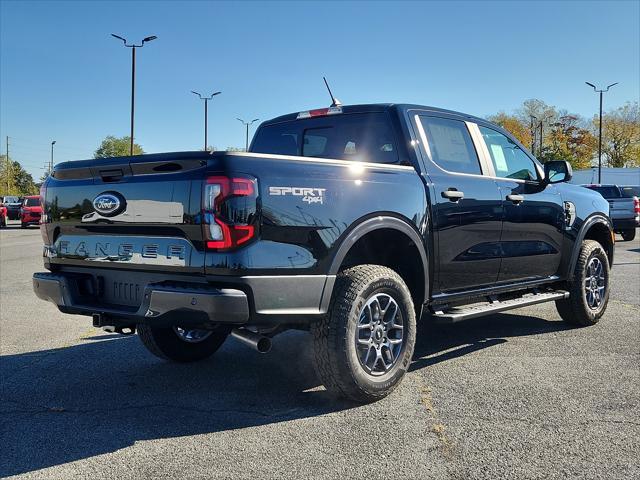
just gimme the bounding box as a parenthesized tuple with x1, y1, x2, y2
(432, 290, 569, 323)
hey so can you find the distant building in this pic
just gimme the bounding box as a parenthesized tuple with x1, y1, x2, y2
(570, 167, 640, 185)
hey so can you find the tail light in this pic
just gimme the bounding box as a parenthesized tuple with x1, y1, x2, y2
(40, 182, 50, 243)
(202, 175, 258, 250)
(633, 196, 640, 214)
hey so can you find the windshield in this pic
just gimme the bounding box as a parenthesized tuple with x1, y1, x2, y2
(24, 197, 40, 207)
(3, 196, 19, 204)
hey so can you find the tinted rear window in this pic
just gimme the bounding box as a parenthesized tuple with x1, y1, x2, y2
(585, 186, 621, 198)
(24, 197, 40, 207)
(251, 113, 399, 164)
(620, 186, 640, 198)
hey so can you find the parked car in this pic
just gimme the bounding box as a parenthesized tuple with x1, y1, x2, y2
(2, 196, 22, 220)
(583, 184, 639, 241)
(20, 195, 42, 228)
(0, 202, 6, 227)
(33, 103, 614, 402)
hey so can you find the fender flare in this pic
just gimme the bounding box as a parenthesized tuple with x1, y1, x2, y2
(327, 215, 429, 300)
(568, 213, 614, 275)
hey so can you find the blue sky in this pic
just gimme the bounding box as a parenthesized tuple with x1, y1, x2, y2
(1, 0, 638, 179)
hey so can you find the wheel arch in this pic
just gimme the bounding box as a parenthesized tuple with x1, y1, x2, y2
(568, 214, 614, 274)
(326, 215, 429, 310)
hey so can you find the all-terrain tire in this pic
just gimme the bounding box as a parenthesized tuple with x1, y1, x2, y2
(556, 239, 610, 327)
(311, 264, 416, 403)
(137, 324, 230, 362)
(621, 229, 636, 242)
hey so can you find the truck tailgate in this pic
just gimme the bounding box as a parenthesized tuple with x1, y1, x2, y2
(42, 152, 210, 274)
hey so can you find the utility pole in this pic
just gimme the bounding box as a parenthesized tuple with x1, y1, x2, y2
(529, 115, 537, 155)
(50, 141, 56, 174)
(586, 81, 618, 184)
(191, 91, 221, 151)
(111, 34, 158, 155)
(236, 118, 260, 151)
(5, 136, 9, 193)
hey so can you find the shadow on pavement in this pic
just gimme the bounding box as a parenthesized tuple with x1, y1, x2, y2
(1, 312, 572, 476)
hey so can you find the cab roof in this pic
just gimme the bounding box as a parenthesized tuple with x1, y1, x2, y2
(261, 103, 486, 126)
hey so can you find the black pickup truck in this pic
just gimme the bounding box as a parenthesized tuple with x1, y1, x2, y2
(33, 103, 614, 402)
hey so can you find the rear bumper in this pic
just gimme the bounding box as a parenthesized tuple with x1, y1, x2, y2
(33, 272, 250, 327)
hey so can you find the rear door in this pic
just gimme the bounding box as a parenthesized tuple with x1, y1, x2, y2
(414, 113, 503, 293)
(477, 124, 565, 282)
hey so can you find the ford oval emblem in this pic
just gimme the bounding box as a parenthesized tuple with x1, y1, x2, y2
(93, 191, 126, 217)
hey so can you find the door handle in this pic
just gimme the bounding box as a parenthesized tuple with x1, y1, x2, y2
(506, 194, 525, 204)
(441, 189, 464, 202)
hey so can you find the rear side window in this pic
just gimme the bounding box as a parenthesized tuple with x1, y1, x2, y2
(418, 116, 481, 175)
(251, 113, 399, 164)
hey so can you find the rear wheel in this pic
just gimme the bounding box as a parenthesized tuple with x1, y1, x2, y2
(311, 264, 416, 403)
(20, 222, 26, 228)
(621, 229, 636, 241)
(556, 239, 610, 327)
(137, 324, 230, 362)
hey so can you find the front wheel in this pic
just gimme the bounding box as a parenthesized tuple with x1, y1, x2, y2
(621, 229, 636, 241)
(311, 264, 416, 403)
(137, 324, 230, 362)
(556, 239, 610, 327)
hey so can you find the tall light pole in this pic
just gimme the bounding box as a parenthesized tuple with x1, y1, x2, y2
(191, 91, 221, 151)
(538, 114, 554, 159)
(586, 81, 618, 183)
(111, 34, 158, 155)
(237, 118, 259, 151)
(50, 141, 56, 174)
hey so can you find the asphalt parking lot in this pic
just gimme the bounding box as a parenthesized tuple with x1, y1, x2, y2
(1, 222, 638, 479)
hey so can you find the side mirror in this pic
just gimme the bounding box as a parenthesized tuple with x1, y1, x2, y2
(544, 160, 572, 184)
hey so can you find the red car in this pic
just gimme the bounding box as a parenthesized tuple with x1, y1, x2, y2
(0, 203, 6, 227)
(21, 195, 42, 228)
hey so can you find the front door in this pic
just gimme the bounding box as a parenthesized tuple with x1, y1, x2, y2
(415, 114, 504, 293)
(477, 124, 565, 283)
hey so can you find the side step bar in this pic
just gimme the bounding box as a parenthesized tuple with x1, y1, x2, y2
(432, 290, 569, 323)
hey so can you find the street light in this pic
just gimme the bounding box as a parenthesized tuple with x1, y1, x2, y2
(586, 81, 618, 183)
(191, 91, 221, 151)
(111, 33, 158, 155)
(237, 118, 260, 151)
(538, 114, 554, 157)
(50, 141, 56, 173)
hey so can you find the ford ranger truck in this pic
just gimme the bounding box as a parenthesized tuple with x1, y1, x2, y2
(33, 104, 614, 402)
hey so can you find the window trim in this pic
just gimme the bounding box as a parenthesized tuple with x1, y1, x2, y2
(413, 113, 543, 185)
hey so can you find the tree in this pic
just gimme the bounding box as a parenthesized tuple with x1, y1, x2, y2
(0, 155, 38, 195)
(94, 136, 144, 158)
(487, 112, 532, 148)
(597, 102, 640, 168)
(540, 115, 596, 169)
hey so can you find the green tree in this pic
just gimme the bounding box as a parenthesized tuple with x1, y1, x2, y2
(94, 136, 144, 158)
(597, 102, 640, 167)
(0, 156, 38, 195)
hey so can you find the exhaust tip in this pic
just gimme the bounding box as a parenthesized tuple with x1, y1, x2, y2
(231, 328, 272, 353)
(256, 337, 272, 354)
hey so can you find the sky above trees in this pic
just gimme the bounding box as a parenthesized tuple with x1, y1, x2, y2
(1, 1, 638, 178)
